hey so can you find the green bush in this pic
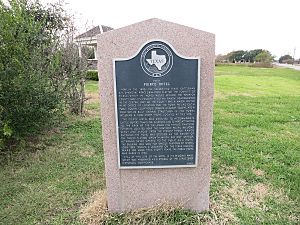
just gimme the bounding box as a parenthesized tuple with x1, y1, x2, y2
(86, 70, 99, 81)
(0, 0, 87, 151)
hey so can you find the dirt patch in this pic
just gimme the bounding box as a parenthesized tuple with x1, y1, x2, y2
(86, 93, 99, 103)
(80, 150, 95, 158)
(223, 175, 269, 208)
(84, 109, 100, 117)
(253, 183, 268, 200)
(227, 166, 237, 173)
(252, 168, 265, 176)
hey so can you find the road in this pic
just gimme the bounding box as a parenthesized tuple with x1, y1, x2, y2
(273, 63, 300, 71)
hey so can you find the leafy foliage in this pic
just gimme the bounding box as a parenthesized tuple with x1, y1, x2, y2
(228, 50, 247, 63)
(254, 50, 273, 63)
(250, 50, 275, 67)
(86, 70, 99, 81)
(278, 54, 293, 64)
(244, 49, 263, 63)
(218, 49, 274, 64)
(0, 0, 87, 151)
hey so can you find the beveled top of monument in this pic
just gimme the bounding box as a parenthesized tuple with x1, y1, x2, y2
(98, 18, 214, 36)
(97, 18, 215, 60)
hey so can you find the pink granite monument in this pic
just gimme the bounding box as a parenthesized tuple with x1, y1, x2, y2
(97, 18, 215, 212)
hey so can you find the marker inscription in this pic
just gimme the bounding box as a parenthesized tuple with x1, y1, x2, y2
(114, 40, 200, 168)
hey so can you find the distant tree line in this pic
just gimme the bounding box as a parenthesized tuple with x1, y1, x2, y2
(216, 49, 274, 64)
(217, 51, 299, 65)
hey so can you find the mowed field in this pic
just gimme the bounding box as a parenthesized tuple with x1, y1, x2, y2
(0, 65, 299, 224)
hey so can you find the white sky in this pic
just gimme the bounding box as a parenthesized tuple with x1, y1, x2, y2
(45, 0, 300, 59)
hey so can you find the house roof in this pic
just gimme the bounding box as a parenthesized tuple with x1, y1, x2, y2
(75, 25, 113, 39)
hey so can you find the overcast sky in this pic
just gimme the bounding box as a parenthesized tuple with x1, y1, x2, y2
(44, 0, 299, 59)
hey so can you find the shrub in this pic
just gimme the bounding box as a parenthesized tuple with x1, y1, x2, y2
(215, 63, 249, 67)
(0, 0, 64, 149)
(57, 41, 88, 115)
(248, 63, 273, 68)
(86, 70, 99, 81)
(254, 50, 274, 64)
(0, 0, 87, 151)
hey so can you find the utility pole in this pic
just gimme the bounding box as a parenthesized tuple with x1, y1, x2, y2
(293, 48, 296, 65)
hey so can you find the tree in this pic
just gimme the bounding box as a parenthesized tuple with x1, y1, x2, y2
(244, 49, 263, 63)
(228, 50, 247, 63)
(254, 50, 274, 64)
(279, 55, 293, 64)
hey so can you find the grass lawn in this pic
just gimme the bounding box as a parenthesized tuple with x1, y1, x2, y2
(0, 66, 299, 224)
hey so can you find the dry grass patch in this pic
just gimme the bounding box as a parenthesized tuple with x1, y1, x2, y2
(252, 168, 265, 176)
(214, 90, 226, 100)
(220, 172, 295, 211)
(222, 175, 269, 209)
(80, 171, 244, 225)
(86, 93, 99, 103)
(214, 91, 254, 100)
(84, 109, 100, 117)
(79, 155, 298, 224)
(80, 190, 108, 225)
(79, 188, 240, 225)
(208, 201, 238, 224)
(80, 150, 95, 158)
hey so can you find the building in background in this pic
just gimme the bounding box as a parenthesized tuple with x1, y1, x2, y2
(75, 25, 113, 69)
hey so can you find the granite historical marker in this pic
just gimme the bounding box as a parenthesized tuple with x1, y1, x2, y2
(114, 40, 200, 168)
(98, 18, 215, 212)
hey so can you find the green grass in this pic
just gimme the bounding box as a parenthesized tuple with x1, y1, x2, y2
(0, 66, 299, 224)
(85, 80, 99, 93)
(0, 117, 104, 224)
(215, 66, 300, 97)
(212, 66, 300, 224)
(214, 67, 300, 199)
